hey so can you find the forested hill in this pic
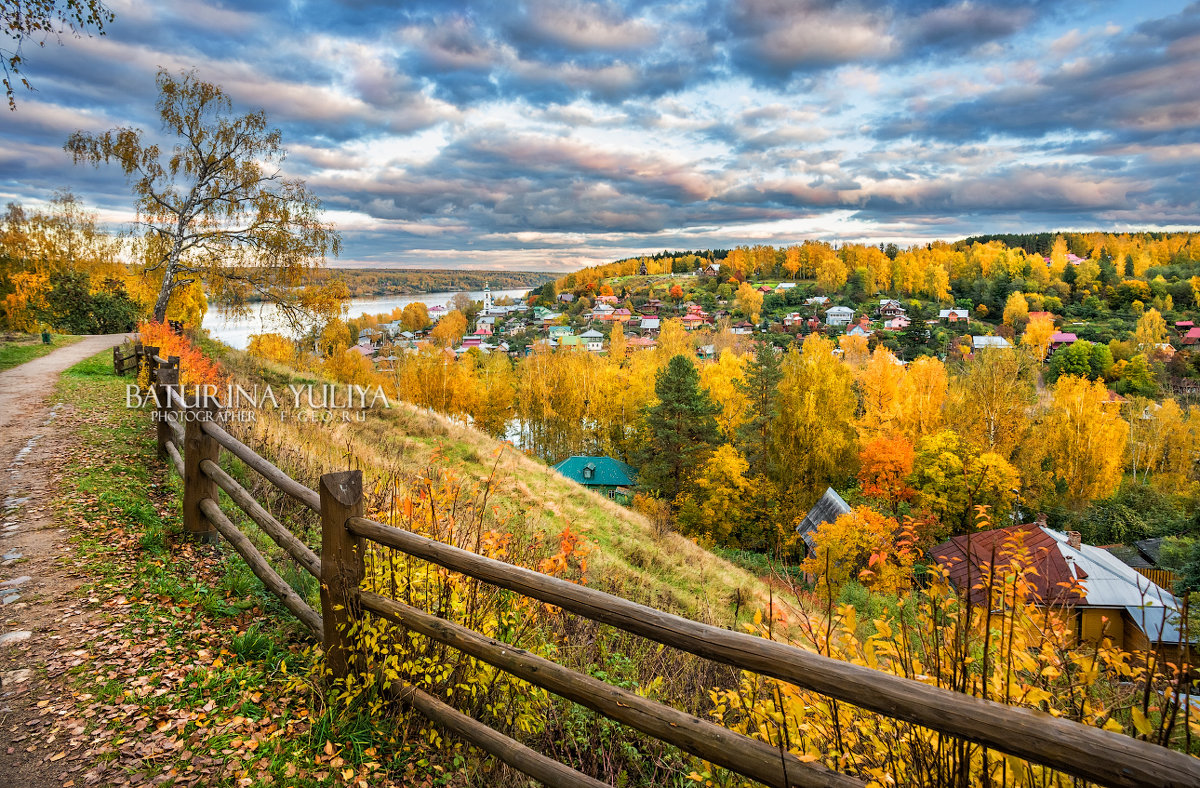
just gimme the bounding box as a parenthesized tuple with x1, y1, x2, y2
(332, 268, 558, 297)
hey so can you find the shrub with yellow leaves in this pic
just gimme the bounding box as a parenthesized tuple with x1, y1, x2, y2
(704, 508, 1197, 786)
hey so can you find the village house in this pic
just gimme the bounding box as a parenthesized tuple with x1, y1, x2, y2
(972, 335, 1012, 351)
(775, 282, 797, 293)
(805, 296, 830, 308)
(589, 303, 616, 321)
(637, 316, 661, 334)
(1049, 331, 1077, 351)
(884, 315, 911, 330)
(548, 325, 573, 340)
(782, 312, 804, 327)
(825, 305, 855, 326)
(552, 456, 638, 504)
(938, 308, 969, 324)
(1182, 327, 1200, 346)
(428, 304, 447, 320)
(878, 299, 906, 318)
(580, 329, 604, 352)
(627, 336, 656, 351)
(933, 523, 1187, 657)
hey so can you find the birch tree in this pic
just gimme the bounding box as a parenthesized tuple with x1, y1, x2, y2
(65, 69, 341, 325)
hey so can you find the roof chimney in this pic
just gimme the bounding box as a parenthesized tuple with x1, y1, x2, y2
(1066, 530, 1082, 549)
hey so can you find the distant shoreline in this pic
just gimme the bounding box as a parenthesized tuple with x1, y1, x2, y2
(236, 268, 559, 303)
(331, 267, 558, 298)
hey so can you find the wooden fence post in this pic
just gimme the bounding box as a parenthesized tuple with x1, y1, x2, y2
(144, 345, 159, 392)
(183, 393, 219, 544)
(113, 346, 122, 376)
(319, 470, 364, 681)
(155, 362, 179, 459)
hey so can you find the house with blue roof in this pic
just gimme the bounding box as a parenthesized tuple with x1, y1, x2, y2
(551, 456, 637, 504)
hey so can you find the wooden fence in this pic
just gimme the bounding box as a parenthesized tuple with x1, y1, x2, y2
(121, 346, 1200, 788)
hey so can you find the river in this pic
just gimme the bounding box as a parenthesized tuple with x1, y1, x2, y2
(203, 288, 531, 349)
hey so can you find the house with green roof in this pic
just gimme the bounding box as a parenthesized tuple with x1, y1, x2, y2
(551, 456, 638, 504)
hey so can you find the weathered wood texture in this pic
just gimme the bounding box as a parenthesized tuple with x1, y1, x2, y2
(319, 471, 364, 680)
(182, 396, 220, 544)
(361, 591, 861, 788)
(198, 498, 321, 635)
(164, 440, 184, 477)
(144, 346, 159, 390)
(154, 364, 179, 459)
(390, 679, 610, 788)
(200, 458, 321, 578)
(346, 516, 1200, 788)
(199, 419, 321, 512)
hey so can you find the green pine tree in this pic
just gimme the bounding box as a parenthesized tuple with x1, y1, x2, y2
(736, 341, 783, 477)
(639, 354, 720, 505)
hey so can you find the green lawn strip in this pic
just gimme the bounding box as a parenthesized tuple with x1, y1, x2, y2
(49, 352, 444, 787)
(0, 333, 83, 371)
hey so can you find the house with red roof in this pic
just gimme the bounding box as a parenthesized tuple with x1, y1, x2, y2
(1049, 332, 1077, 351)
(933, 521, 1186, 655)
(1182, 327, 1200, 346)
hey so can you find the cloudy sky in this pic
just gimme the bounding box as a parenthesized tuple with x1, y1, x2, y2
(2, 0, 1198, 271)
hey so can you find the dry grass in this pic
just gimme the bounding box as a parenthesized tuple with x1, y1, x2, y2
(221, 350, 785, 628)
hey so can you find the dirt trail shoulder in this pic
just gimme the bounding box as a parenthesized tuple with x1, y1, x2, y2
(0, 335, 127, 788)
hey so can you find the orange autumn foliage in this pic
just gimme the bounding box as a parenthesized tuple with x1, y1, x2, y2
(136, 320, 224, 390)
(800, 506, 916, 597)
(857, 436, 916, 511)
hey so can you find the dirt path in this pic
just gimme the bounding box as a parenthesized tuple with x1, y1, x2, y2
(0, 334, 129, 788)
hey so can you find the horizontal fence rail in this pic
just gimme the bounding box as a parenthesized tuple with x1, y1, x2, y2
(199, 458, 321, 579)
(198, 498, 322, 635)
(199, 418, 322, 513)
(361, 590, 862, 788)
(391, 679, 611, 788)
(345, 515, 1200, 788)
(120, 342, 1200, 788)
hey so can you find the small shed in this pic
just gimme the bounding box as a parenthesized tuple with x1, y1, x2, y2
(795, 487, 852, 552)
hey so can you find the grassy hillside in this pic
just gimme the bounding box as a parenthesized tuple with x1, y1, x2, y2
(219, 347, 787, 629)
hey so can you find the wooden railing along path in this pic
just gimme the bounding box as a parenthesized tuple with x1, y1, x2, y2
(119, 348, 1200, 788)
